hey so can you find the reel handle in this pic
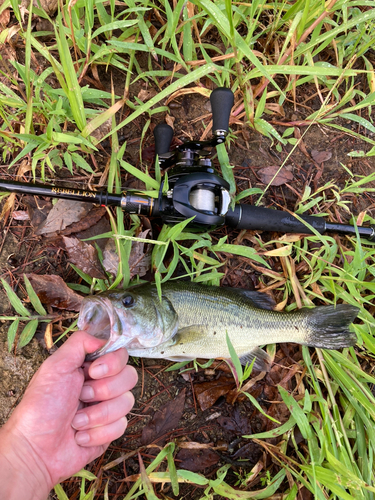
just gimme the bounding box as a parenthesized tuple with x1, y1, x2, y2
(153, 123, 174, 155)
(210, 87, 234, 134)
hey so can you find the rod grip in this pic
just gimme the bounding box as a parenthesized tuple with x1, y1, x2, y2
(225, 205, 327, 234)
(210, 87, 234, 133)
(153, 123, 174, 155)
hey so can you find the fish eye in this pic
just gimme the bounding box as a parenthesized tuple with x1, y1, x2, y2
(122, 294, 134, 307)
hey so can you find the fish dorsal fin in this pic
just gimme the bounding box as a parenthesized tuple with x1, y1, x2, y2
(238, 347, 272, 371)
(223, 287, 275, 310)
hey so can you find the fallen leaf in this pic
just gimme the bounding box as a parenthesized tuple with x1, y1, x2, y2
(194, 377, 235, 411)
(21, 0, 57, 16)
(294, 127, 310, 158)
(102, 239, 119, 276)
(103, 230, 152, 278)
(16, 158, 32, 178)
(356, 211, 366, 226)
(141, 389, 186, 445)
(60, 206, 107, 236)
(74, 215, 111, 252)
(218, 407, 251, 434)
(12, 211, 29, 220)
(311, 150, 332, 164)
(44, 323, 53, 349)
(90, 116, 113, 142)
(23, 196, 53, 229)
(258, 166, 294, 186)
(137, 88, 157, 102)
(0, 9, 10, 27)
(26, 274, 83, 311)
(165, 114, 175, 128)
(1, 193, 16, 226)
(138, 453, 155, 496)
(232, 442, 262, 462)
(63, 236, 107, 279)
(176, 449, 219, 472)
(36, 200, 92, 235)
(265, 103, 285, 116)
(141, 144, 156, 163)
(129, 230, 152, 278)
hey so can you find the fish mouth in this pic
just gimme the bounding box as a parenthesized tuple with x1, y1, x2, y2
(78, 299, 123, 361)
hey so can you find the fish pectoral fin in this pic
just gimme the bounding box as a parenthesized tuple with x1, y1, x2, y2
(176, 325, 207, 338)
(238, 347, 272, 371)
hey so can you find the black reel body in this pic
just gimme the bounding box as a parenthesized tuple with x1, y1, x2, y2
(153, 87, 234, 230)
(157, 165, 231, 230)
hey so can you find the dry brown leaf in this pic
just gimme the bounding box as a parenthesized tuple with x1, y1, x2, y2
(137, 88, 157, 102)
(294, 127, 310, 157)
(63, 236, 107, 279)
(0, 8, 10, 27)
(129, 230, 152, 278)
(278, 233, 306, 242)
(23, 196, 53, 229)
(357, 211, 366, 226)
(194, 377, 235, 411)
(16, 158, 32, 179)
(258, 166, 294, 186)
(60, 206, 107, 236)
(12, 210, 29, 220)
(103, 230, 152, 278)
(26, 274, 83, 311)
(44, 323, 53, 349)
(265, 103, 285, 116)
(90, 117, 112, 142)
(21, 0, 57, 16)
(102, 239, 118, 276)
(1, 193, 16, 221)
(311, 150, 332, 164)
(165, 86, 210, 105)
(141, 389, 186, 445)
(36, 200, 92, 235)
(175, 449, 219, 472)
(165, 114, 175, 128)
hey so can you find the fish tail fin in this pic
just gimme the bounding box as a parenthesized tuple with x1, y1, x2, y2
(304, 304, 359, 349)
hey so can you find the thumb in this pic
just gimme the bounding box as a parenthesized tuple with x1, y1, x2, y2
(50, 331, 107, 369)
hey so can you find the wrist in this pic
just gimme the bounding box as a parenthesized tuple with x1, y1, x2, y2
(0, 424, 52, 500)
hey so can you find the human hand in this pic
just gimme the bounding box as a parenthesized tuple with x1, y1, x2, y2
(0, 330, 138, 499)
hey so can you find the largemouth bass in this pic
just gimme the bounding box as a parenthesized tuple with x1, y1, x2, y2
(78, 282, 359, 370)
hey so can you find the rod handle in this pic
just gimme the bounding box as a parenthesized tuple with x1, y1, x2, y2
(226, 204, 327, 234)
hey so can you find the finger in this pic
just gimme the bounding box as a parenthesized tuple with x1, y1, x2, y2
(72, 391, 134, 430)
(88, 348, 129, 380)
(48, 331, 107, 372)
(80, 365, 138, 403)
(75, 417, 128, 447)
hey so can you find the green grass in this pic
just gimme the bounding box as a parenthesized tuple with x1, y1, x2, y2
(1, 0, 375, 498)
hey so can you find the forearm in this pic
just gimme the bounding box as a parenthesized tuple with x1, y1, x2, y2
(0, 425, 51, 500)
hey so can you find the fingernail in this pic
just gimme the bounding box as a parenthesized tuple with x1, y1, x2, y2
(75, 432, 90, 445)
(72, 412, 89, 429)
(81, 385, 94, 401)
(90, 363, 108, 378)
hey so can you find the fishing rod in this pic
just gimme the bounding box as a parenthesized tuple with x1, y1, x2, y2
(1, 87, 374, 242)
